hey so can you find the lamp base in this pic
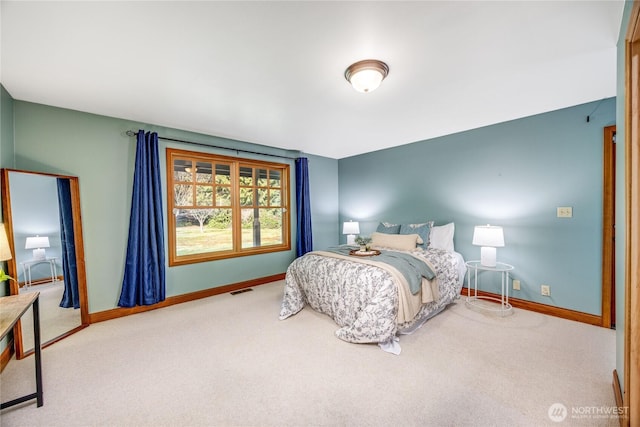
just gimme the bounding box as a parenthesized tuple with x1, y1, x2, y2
(32, 248, 46, 260)
(480, 246, 497, 267)
(346, 234, 356, 245)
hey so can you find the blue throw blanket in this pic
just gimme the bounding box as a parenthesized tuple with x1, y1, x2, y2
(326, 247, 435, 295)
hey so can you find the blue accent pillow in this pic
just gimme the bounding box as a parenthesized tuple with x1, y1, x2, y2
(376, 222, 401, 234)
(399, 222, 434, 248)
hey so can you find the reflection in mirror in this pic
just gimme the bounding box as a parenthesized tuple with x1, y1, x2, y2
(1, 169, 88, 359)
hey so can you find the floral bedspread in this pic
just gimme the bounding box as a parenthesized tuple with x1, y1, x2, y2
(279, 247, 463, 344)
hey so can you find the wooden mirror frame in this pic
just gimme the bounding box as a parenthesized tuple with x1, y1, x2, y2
(1, 168, 89, 359)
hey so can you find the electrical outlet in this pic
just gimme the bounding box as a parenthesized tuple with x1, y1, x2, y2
(541, 285, 551, 296)
(557, 207, 573, 218)
(513, 279, 520, 290)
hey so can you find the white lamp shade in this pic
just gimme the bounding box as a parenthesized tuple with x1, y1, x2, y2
(25, 236, 50, 250)
(472, 225, 504, 247)
(342, 221, 360, 235)
(0, 224, 12, 262)
(473, 225, 504, 267)
(350, 69, 385, 93)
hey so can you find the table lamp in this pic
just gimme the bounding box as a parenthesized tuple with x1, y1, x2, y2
(0, 223, 14, 282)
(472, 224, 504, 267)
(343, 221, 360, 245)
(25, 235, 50, 260)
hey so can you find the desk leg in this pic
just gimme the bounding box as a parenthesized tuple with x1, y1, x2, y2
(32, 297, 43, 407)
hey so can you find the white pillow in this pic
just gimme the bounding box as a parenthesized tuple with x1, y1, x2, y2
(429, 223, 455, 252)
(371, 232, 419, 251)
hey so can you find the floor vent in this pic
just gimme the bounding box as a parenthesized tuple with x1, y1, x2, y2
(230, 288, 253, 295)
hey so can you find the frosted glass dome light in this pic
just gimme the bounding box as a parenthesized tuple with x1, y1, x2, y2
(344, 59, 389, 93)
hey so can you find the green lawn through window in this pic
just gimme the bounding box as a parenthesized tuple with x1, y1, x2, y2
(176, 226, 283, 256)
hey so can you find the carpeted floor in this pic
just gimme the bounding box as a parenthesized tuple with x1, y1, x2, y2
(0, 280, 618, 426)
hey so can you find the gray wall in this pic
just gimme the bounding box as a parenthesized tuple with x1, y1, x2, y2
(338, 98, 616, 315)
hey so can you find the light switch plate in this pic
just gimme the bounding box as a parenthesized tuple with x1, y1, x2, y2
(557, 207, 573, 218)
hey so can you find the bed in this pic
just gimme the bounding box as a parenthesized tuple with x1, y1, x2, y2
(279, 222, 466, 353)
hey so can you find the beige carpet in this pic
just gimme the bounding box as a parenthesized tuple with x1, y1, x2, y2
(0, 280, 617, 426)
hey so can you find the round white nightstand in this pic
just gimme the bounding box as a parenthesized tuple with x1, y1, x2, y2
(465, 260, 514, 316)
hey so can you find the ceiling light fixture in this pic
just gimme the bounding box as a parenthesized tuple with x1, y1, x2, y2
(344, 59, 389, 93)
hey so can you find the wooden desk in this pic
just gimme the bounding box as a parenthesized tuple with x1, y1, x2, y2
(0, 292, 43, 409)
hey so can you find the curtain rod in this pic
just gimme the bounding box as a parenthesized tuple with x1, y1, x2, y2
(126, 130, 298, 161)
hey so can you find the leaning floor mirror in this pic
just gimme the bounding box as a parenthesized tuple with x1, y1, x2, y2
(1, 168, 89, 359)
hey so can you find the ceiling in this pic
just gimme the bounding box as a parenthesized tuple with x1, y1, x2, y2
(1, 1, 625, 159)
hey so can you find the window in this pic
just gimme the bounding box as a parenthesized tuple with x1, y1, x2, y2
(167, 148, 290, 266)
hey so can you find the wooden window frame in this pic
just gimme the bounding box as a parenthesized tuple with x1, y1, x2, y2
(167, 148, 291, 266)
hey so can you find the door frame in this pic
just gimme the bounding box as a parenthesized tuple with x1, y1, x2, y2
(622, 2, 640, 425)
(602, 125, 616, 329)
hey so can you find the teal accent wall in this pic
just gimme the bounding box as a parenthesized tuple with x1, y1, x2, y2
(1, 85, 15, 169)
(306, 154, 339, 251)
(0, 84, 15, 295)
(11, 101, 326, 314)
(614, 0, 634, 397)
(339, 98, 615, 315)
(0, 85, 14, 353)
